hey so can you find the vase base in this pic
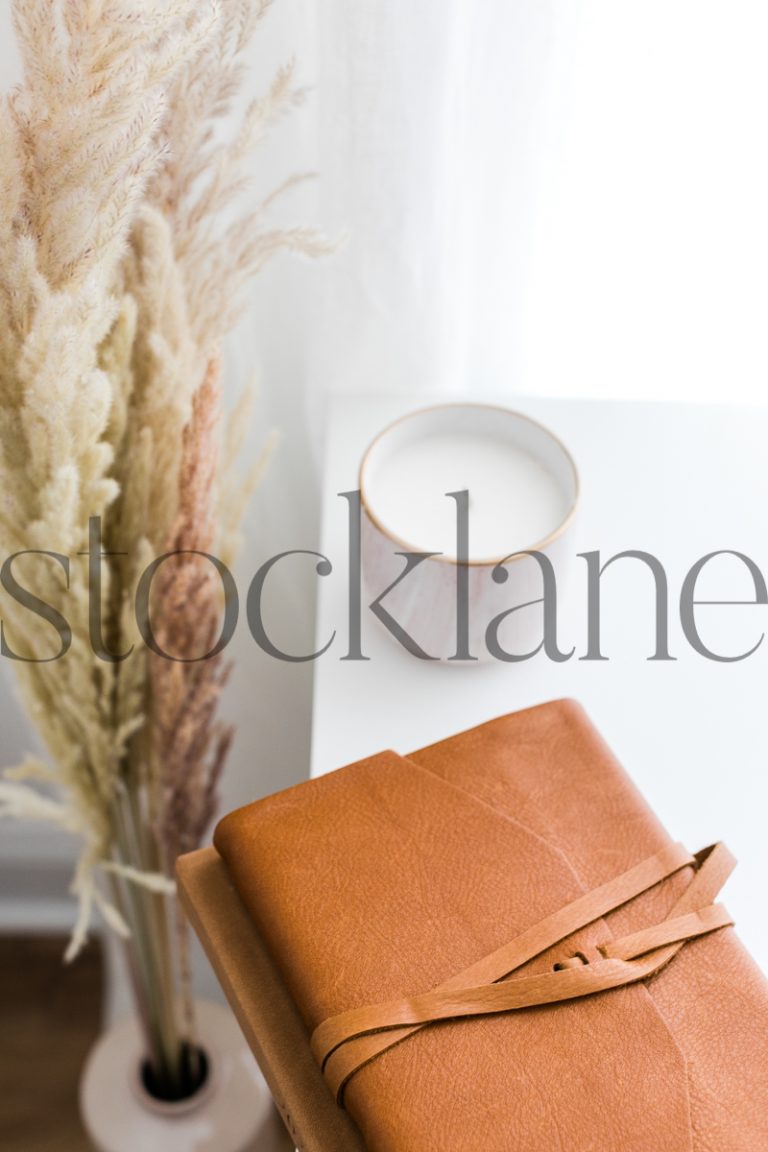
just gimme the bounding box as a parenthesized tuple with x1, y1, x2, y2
(80, 999, 273, 1152)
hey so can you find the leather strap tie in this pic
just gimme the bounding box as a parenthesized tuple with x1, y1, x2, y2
(312, 842, 735, 1104)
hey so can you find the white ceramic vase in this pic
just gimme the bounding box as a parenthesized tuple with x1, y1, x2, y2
(80, 999, 272, 1152)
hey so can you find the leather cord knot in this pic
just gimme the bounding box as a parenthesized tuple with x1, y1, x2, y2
(554, 955, 588, 970)
(312, 842, 735, 1105)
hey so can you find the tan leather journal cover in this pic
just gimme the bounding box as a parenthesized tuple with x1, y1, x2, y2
(213, 699, 768, 1151)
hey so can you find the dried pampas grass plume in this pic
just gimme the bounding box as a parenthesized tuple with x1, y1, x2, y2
(0, 0, 324, 1090)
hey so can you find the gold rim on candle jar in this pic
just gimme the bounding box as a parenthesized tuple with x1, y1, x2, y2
(358, 402, 580, 567)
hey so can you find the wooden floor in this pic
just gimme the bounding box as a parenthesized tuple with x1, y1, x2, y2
(0, 935, 102, 1152)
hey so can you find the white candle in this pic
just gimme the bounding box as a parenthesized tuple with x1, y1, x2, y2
(361, 405, 577, 563)
(359, 405, 579, 661)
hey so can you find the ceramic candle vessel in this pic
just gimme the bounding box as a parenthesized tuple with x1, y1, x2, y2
(359, 404, 579, 662)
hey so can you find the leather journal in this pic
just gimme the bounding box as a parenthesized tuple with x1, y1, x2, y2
(202, 699, 768, 1151)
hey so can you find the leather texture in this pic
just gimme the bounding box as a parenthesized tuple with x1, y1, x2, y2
(214, 699, 768, 1151)
(311, 845, 734, 1103)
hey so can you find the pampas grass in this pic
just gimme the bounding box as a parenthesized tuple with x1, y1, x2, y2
(0, 0, 320, 1094)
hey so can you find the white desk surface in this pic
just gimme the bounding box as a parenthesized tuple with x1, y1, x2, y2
(311, 392, 768, 970)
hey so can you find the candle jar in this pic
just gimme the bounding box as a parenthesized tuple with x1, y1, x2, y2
(359, 404, 579, 662)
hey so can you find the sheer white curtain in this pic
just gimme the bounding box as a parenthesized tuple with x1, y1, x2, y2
(305, 0, 768, 408)
(309, 1, 560, 399)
